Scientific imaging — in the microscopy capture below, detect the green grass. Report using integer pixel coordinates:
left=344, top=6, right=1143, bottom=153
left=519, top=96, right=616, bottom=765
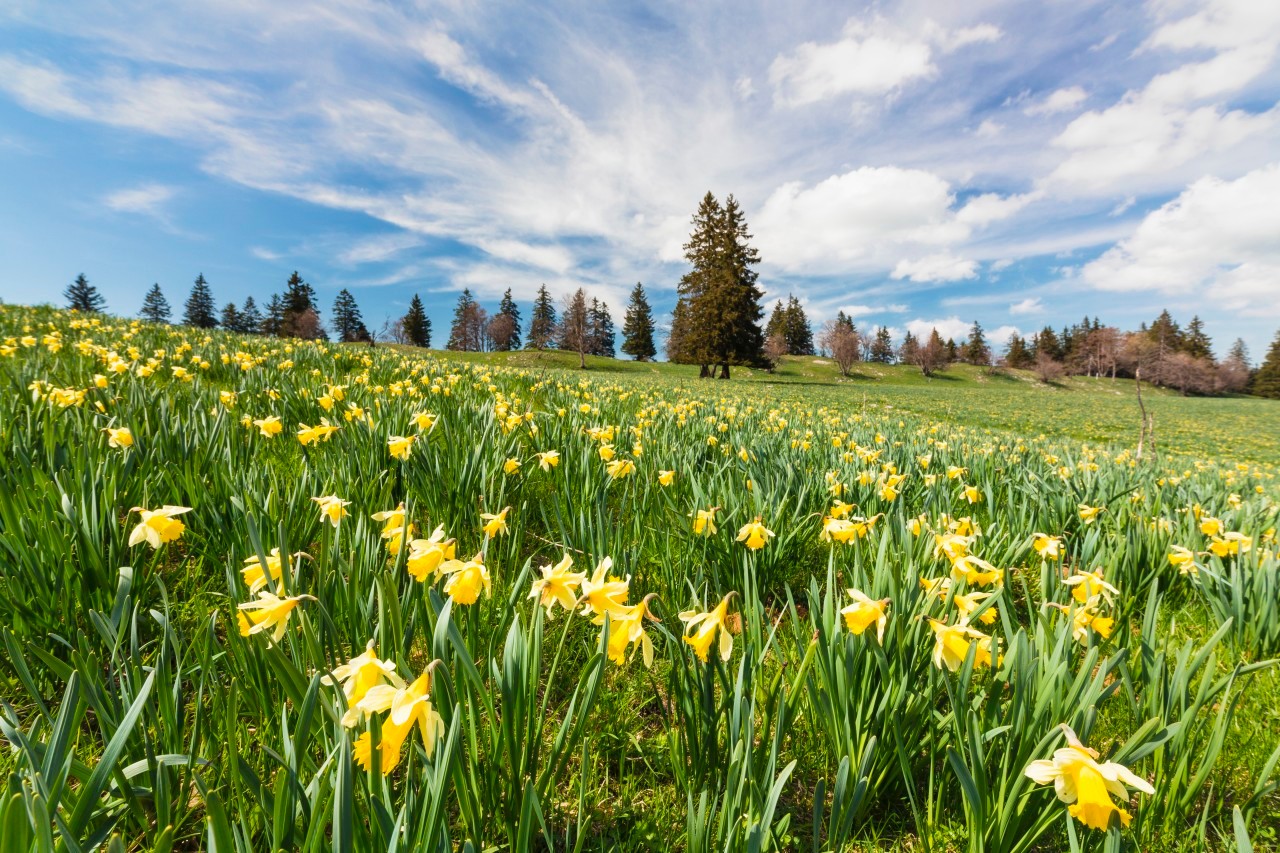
left=1, top=307, right=1278, bottom=852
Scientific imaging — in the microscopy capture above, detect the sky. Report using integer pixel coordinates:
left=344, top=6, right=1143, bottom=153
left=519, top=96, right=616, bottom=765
left=1, top=0, right=1278, bottom=360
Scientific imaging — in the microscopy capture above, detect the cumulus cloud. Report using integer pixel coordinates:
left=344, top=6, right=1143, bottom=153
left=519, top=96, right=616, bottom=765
left=891, top=254, right=977, bottom=283
left=1024, top=86, right=1087, bottom=116
left=768, top=17, right=997, bottom=106
left=1009, top=297, right=1045, bottom=315
left=1080, top=162, right=1280, bottom=312
left=906, top=316, right=971, bottom=342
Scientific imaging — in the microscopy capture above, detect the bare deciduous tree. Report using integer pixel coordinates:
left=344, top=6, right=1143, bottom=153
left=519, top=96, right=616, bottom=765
left=819, top=320, right=862, bottom=377
left=558, top=288, right=590, bottom=369
left=763, top=333, right=788, bottom=373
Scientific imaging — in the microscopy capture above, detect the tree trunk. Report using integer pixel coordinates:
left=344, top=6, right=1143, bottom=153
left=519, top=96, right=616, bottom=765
left=579, top=348, right=586, bottom=369
left=699, top=364, right=710, bottom=378
left=718, top=363, right=730, bottom=379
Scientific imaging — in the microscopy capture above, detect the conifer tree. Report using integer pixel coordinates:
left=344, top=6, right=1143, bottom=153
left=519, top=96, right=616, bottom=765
left=764, top=300, right=787, bottom=346
left=140, top=283, right=171, bottom=323
left=1253, top=329, right=1280, bottom=399
left=1032, top=326, right=1062, bottom=361
left=280, top=272, right=323, bottom=338
left=65, top=273, right=106, bottom=313
left=492, top=288, right=522, bottom=351
left=526, top=284, right=558, bottom=350
left=558, top=288, right=590, bottom=368
left=870, top=326, right=894, bottom=363
left=782, top=295, right=813, bottom=355
left=183, top=274, right=218, bottom=328
left=261, top=294, right=285, bottom=336
left=587, top=298, right=616, bottom=357
left=402, top=294, right=431, bottom=348
left=240, top=296, right=262, bottom=334
left=447, top=289, right=480, bottom=351
left=332, top=289, right=371, bottom=343
left=1004, top=334, right=1034, bottom=369
left=1184, top=315, right=1213, bottom=361
left=621, top=282, right=656, bottom=361
left=898, top=331, right=920, bottom=365
left=965, top=320, right=990, bottom=365
left=220, top=302, right=242, bottom=332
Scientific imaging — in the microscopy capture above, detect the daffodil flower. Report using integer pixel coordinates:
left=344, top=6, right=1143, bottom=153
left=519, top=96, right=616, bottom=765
left=103, top=426, right=133, bottom=449
left=1167, top=545, right=1198, bottom=574
left=240, top=547, right=294, bottom=593
left=679, top=593, right=735, bottom=663
left=128, top=505, right=191, bottom=548
left=405, top=526, right=456, bottom=581
left=387, top=434, right=414, bottom=461
left=1063, top=567, right=1119, bottom=605
left=529, top=553, right=587, bottom=616
left=657, top=470, right=675, bottom=486
left=252, top=415, right=283, bottom=438
left=440, top=553, right=491, bottom=605
left=606, top=458, right=636, bottom=479
left=579, top=557, right=630, bottom=620
left=312, top=495, right=350, bottom=527
left=1078, top=504, right=1103, bottom=524
left=536, top=450, right=560, bottom=471
left=1208, top=532, right=1251, bottom=558
left=480, top=506, right=510, bottom=538
left=839, top=589, right=890, bottom=642
left=737, top=517, right=774, bottom=550
left=354, top=667, right=445, bottom=774
left=604, top=594, right=658, bottom=668
left=323, top=641, right=406, bottom=727
left=928, top=618, right=994, bottom=671
left=1024, top=724, right=1154, bottom=831
left=237, top=590, right=314, bottom=644
left=953, top=590, right=998, bottom=626
left=691, top=507, right=719, bottom=536
left=950, top=555, right=1003, bottom=587
left=1032, top=533, right=1062, bottom=560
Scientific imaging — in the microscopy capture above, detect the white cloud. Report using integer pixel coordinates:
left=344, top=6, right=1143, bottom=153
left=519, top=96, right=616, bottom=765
left=768, top=17, right=997, bottom=107
left=906, top=316, right=971, bottom=342
left=1009, top=297, right=1045, bottom=315
left=891, top=254, right=977, bottom=282
left=473, top=239, right=575, bottom=274
left=989, top=258, right=1014, bottom=272
left=337, top=232, right=424, bottom=265
left=838, top=303, right=909, bottom=318
left=250, top=246, right=282, bottom=261
left=1109, top=196, right=1136, bottom=216
left=1024, top=86, right=1087, bottom=116
left=974, top=118, right=1002, bottom=138
left=1080, top=162, right=1280, bottom=312
left=102, top=183, right=175, bottom=216
left=955, top=191, right=1042, bottom=228
left=988, top=324, right=1022, bottom=347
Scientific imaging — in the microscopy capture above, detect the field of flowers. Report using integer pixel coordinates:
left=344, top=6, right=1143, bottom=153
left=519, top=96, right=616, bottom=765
left=1, top=303, right=1278, bottom=852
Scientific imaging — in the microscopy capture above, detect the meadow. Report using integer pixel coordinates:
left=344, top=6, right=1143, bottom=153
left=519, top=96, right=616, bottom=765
left=1, top=303, right=1278, bottom=852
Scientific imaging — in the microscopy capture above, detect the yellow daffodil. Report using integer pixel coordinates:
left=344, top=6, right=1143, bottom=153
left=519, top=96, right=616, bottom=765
left=481, top=506, right=510, bottom=538
left=296, top=419, right=340, bottom=446
left=1032, top=533, right=1062, bottom=561
left=503, top=457, right=522, bottom=474
left=312, top=495, right=350, bottom=527
left=829, top=499, right=854, bottom=519
left=354, top=667, right=445, bottom=773
left=692, top=507, right=719, bottom=536
left=237, top=590, right=314, bottom=644
left=127, top=505, right=191, bottom=548
left=946, top=465, right=967, bottom=480
left=953, top=590, right=998, bottom=626
left=962, top=484, right=982, bottom=504
left=536, top=450, right=561, bottom=471
left=920, top=576, right=953, bottom=600
left=1051, top=602, right=1115, bottom=644
left=529, top=553, right=587, bottom=616
left=606, top=458, right=636, bottom=479
left=252, top=415, right=282, bottom=438
left=605, top=595, right=657, bottom=668
left=950, top=555, right=1003, bottom=587
left=737, top=517, right=774, bottom=550
left=323, top=641, right=406, bottom=727
left=1208, top=532, right=1251, bottom=558
left=1063, top=567, right=1118, bottom=605
left=103, top=426, right=133, bottom=449
left=1167, top=545, right=1198, bottom=574
left=412, top=411, right=437, bottom=432
left=579, top=557, right=631, bottom=620
left=658, top=470, right=675, bottom=486
left=598, top=443, right=616, bottom=462
left=1198, top=516, right=1223, bottom=537
left=388, top=435, right=414, bottom=461
left=1078, top=504, right=1103, bottom=524
left=405, top=526, right=456, bottom=581
left=933, top=532, right=972, bottom=562
left=1024, top=724, right=1154, bottom=831
left=241, top=547, right=293, bottom=593
left=839, top=589, right=890, bottom=642
left=440, top=553, right=491, bottom=605
left=928, top=618, right=994, bottom=671
left=679, top=593, right=735, bottom=663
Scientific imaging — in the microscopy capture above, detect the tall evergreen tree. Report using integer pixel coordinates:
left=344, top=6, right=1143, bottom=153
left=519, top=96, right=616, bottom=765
left=621, top=282, right=656, bottom=361
left=587, top=298, right=616, bottom=357
left=183, top=274, right=218, bottom=328
left=261, top=294, right=285, bottom=336
left=1253, top=329, right=1280, bottom=399
left=782, top=295, right=814, bottom=355
left=558, top=288, right=591, bottom=368
left=965, top=320, right=990, bottom=365
left=1184, top=315, right=1213, bottom=361
left=221, top=302, right=244, bottom=332
left=1032, top=326, right=1062, bottom=361
left=447, top=289, right=479, bottom=351
left=526, top=284, right=558, bottom=350
left=402, top=294, right=431, bottom=348
left=670, top=192, right=765, bottom=377
left=240, top=296, right=262, bottom=334
left=139, top=283, right=171, bottom=323
left=764, top=300, right=787, bottom=346
left=1004, top=334, right=1034, bottom=369
left=280, top=272, right=323, bottom=339
left=331, top=289, right=371, bottom=343
left=492, top=288, right=522, bottom=351
left=870, top=326, right=894, bottom=363
left=65, top=273, right=106, bottom=313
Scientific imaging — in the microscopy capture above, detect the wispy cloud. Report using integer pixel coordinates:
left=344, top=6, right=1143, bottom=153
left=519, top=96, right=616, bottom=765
left=102, top=183, right=176, bottom=219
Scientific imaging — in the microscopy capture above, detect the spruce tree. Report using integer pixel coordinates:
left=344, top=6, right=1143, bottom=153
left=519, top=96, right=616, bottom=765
left=1032, top=326, right=1062, bottom=361
left=587, top=298, right=616, bottom=357
left=492, top=288, right=522, bottom=351
left=621, top=282, right=656, bottom=361
left=1252, top=329, right=1280, bottom=399
left=526, top=284, right=557, bottom=349
left=782, top=296, right=814, bottom=355
left=402, top=294, right=431, bottom=348
left=240, top=297, right=262, bottom=335
left=558, top=288, right=591, bottom=368
left=965, top=320, right=990, bottom=365
left=280, top=272, right=321, bottom=338
left=764, top=301, right=787, bottom=347
left=1184, top=315, right=1213, bottom=360
left=140, top=283, right=171, bottom=323
left=871, top=327, right=894, bottom=363
left=447, top=289, right=478, bottom=351
left=671, top=192, right=725, bottom=374
left=183, top=274, right=218, bottom=328
left=220, top=302, right=242, bottom=332
left=332, top=289, right=370, bottom=343
left=898, top=331, right=920, bottom=365
left=65, top=273, right=106, bottom=313
left=262, top=294, right=285, bottom=336
left=1005, top=334, right=1033, bottom=369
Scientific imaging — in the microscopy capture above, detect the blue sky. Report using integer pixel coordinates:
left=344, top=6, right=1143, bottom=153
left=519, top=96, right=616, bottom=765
left=1, top=0, right=1278, bottom=359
